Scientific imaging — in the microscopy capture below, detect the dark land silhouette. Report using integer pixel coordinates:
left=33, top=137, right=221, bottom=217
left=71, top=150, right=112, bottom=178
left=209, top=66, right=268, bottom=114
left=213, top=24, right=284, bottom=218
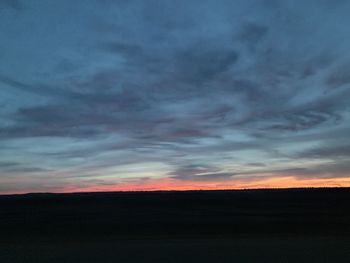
left=1, top=188, right=350, bottom=262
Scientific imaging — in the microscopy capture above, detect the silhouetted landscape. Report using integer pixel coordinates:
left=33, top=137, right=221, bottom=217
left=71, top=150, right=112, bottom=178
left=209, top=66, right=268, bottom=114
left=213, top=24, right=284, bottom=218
left=1, top=188, right=350, bottom=262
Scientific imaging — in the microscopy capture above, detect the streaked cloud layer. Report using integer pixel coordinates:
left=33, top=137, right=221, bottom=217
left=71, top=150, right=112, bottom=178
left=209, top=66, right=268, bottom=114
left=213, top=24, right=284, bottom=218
left=0, top=0, right=350, bottom=193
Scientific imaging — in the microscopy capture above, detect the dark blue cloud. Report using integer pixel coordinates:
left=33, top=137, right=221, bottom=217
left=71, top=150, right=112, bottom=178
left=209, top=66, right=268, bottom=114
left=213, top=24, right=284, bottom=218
left=0, top=0, right=21, bottom=10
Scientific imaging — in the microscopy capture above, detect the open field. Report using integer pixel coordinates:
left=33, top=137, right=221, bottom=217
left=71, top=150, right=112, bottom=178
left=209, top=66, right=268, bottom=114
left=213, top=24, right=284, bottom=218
left=1, top=188, right=350, bottom=262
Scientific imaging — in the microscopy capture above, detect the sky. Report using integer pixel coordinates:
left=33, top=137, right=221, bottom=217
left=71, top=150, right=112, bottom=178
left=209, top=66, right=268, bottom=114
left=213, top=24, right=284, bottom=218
left=0, top=0, right=350, bottom=194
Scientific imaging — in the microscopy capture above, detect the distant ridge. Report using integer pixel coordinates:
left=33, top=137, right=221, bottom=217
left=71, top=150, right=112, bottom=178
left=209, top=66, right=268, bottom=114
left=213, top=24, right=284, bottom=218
left=1, top=186, right=349, bottom=197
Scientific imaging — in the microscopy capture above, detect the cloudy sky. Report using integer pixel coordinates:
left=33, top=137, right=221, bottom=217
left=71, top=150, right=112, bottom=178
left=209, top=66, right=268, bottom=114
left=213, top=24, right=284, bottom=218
left=1, top=0, right=350, bottom=194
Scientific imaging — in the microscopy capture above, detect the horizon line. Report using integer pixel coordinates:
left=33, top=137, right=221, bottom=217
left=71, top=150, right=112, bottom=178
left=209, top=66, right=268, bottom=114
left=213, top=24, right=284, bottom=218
left=2, top=186, right=350, bottom=197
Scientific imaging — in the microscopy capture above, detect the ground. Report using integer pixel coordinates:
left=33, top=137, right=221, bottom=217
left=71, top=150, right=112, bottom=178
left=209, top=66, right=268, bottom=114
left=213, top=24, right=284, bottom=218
left=0, top=188, right=350, bottom=262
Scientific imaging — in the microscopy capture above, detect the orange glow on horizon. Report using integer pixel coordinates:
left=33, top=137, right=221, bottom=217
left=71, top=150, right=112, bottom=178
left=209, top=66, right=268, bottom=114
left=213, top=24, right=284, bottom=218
left=2, top=176, right=350, bottom=195
left=57, top=176, right=350, bottom=194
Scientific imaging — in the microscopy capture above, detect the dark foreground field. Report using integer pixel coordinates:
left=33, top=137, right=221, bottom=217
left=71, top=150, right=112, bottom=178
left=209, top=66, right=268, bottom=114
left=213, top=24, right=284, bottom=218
left=0, top=188, right=350, bottom=262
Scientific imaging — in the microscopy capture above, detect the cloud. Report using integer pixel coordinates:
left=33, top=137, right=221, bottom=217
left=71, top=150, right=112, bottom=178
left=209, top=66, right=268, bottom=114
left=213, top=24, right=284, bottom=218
left=297, top=144, right=350, bottom=159
left=326, top=63, right=350, bottom=88
left=275, top=161, right=350, bottom=179
left=0, top=161, right=52, bottom=174
left=169, top=164, right=235, bottom=181
left=0, top=0, right=21, bottom=10
left=0, top=0, right=350, bottom=192
left=174, top=45, right=239, bottom=85
left=239, top=22, right=269, bottom=48
left=98, top=41, right=144, bottom=58
left=264, top=110, right=341, bottom=132
left=0, top=162, right=20, bottom=168
left=0, top=75, right=76, bottom=99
